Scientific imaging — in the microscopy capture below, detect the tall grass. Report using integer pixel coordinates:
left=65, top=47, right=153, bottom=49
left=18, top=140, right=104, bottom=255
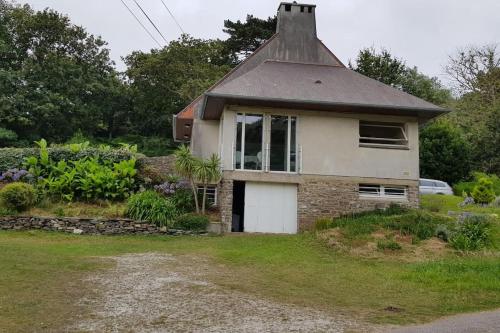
left=126, top=190, right=178, bottom=226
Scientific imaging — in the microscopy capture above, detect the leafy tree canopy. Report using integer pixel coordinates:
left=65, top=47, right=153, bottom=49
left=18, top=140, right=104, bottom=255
left=124, top=35, right=231, bottom=136
left=349, top=47, right=452, bottom=105
left=446, top=46, right=500, bottom=175
left=419, top=120, right=472, bottom=185
left=0, top=1, right=123, bottom=143
left=223, top=14, right=277, bottom=65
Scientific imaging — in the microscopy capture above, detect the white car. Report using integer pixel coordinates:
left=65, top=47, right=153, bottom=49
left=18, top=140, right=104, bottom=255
left=419, top=178, right=454, bottom=195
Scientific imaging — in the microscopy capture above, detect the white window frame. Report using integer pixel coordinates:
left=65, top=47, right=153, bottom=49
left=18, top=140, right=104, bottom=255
left=359, top=184, right=408, bottom=199
left=234, top=112, right=265, bottom=171
left=197, top=185, right=218, bottom=206
left=359, top=121, right=408, bottom=149
left=268, top=115, right=298, bottom=174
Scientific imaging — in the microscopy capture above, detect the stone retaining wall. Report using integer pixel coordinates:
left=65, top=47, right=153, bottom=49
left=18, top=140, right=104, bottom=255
left=0, top=216, right=206, bottom=236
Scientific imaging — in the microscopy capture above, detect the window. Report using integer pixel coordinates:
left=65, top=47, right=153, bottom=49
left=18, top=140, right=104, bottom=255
left=419, top=180, right=434, bottom=187
left=359, top=184, right=407, bottom=199
left=359, top=121, right=408, bottom=148
left=197, top=185, right=217, bottom=206
left=270, top=115, right=297, bottom=172
left=235, top=113, right=263, bottom=170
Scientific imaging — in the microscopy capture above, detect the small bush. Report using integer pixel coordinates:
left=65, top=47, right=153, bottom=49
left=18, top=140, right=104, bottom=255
left=377, top=240, right=402, bottom=251
left=174, top=213, right=209, bottom=231
left=315, top=217, right=333, bottom=230
left=384, top=211, right=448, bottom=240
left=450, top=215, right=491, bottom=251
left=0, top=182, right=36, bottom=212
left=126, top=191, right=178, bottom=226
left=472, top=178, right=496, bottom=204
left=170, top=189, right=195, bottom=214
left=435, top=224, right=451, bottom=242
left=491, top=197, right=500, bottom=208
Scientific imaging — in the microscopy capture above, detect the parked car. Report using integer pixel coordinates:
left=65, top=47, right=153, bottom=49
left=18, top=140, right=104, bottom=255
left=419, top=178, right=454, bottom=195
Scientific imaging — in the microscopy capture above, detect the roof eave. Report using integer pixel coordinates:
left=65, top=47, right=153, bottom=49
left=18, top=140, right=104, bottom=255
left=202, top=93, right=449, bottom=120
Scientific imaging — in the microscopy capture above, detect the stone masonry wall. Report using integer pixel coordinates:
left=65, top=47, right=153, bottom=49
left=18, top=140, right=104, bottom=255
left=218, top=179, right=234, bottom=232
left=0, top=216, right=206, bottom=235
left=218, top=171, right=419, bottom=232
left=297, top=175, right=419, bottom=230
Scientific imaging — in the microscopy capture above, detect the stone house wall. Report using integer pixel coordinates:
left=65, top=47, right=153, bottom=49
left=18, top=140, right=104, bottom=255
left=216, top=171, right=418, bottom=231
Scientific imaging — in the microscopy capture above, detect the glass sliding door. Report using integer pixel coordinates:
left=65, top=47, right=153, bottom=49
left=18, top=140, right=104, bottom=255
left=270, top=115, right=297, bottom=173
left=270, top=116, right=288, bottom=171
left=244, top=114, right=263, bottom=170
left=235, top=113, right=263, bottom=171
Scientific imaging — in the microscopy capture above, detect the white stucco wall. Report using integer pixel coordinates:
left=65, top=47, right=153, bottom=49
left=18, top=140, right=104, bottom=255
left=195, top=106, right=419, bottom=180
left=190, top=118, right=220, bottom=159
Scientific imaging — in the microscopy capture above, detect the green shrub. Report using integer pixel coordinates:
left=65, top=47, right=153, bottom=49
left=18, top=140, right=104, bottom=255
left=454, top=172, right=500, bottom=196
left=0, top=182, right=36, bottom=212
left=472, top=178, right=496, bottom=204
left=0, top=206, right=17, bottom=216
left=174, top=213, right=209, bottom=231
left=383, top=211, right=449, bottom=240
left=453, top=181, right=475, bottom=196
left=0, top=127, right=18, bottom=147
left=126, top=191, right=178, bottom=226
left=377, top=240, right=402, bottom=251
left=170, top=189, right=195, bottom=214
left=0, top=146, right=137, bottom=172
left=491, top=197, right=500, bottom=208
left=450, top=215, right=491, bottom=251
left=435, top=224, right=451, bottom=242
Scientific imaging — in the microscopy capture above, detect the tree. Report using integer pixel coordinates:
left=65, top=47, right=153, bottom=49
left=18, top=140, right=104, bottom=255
left=124, top=35, right=231, bottom=137
left=174, top=145, right=201, bottom=213
left=194, top=154, right=221, bottom=214
left=223, top=15, right=277, bottom=65
left=0, top=2, right=125, bottom=143
left=445, top=45, right=500, bottom=174
left=419, top=120, right=472, bottom=185
left=349, top=47, right=451, bottom=105
left=445, top=44, right=500, bottom=95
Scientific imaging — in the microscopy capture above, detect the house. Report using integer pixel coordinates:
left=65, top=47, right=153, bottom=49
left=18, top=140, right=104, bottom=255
left=173, top=2, right=447, bottom=234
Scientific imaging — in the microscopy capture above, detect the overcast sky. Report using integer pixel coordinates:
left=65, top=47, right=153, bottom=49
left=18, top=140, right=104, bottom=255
left=23, top=0, right=500, bottom=84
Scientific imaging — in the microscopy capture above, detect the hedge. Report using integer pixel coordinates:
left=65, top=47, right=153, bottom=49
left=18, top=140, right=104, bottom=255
left=0, top=147, right=139, bottom=171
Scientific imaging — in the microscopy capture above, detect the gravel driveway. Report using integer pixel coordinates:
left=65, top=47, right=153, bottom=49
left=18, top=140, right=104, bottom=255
left=70, top=253, right=378, bottom=333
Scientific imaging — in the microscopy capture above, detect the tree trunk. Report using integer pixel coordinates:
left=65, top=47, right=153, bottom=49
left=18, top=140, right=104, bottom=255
left=201, top=185, right=207, bottom=214
left=190, top=178, right=200, bottom=213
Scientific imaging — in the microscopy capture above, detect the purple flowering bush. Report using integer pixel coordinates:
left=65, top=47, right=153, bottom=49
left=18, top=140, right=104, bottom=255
left=0, top=168, right=33, bottom=183
left=154, top=180, right=194, bottom=213
left=154, top=180, right=190, bottom=196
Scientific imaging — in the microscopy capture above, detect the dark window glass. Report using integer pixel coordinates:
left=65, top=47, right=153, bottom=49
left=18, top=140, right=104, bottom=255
left=235, top=114, right=243, bottom=169
left=243, top=114, right=263, bottom=170
left=270, top=116, right=288, bottom=171
left=384, top=187, right=406, bottom=196
left=290, top=117, right=297, bottom=172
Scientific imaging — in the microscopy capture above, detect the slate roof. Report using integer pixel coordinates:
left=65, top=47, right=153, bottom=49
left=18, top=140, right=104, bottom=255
left=173, top=2, right=447, bottom=141
left=200, top=60, right=445, bottom=119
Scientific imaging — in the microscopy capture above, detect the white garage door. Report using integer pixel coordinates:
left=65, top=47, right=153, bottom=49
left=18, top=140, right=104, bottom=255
left=244, top=182, right=297, bottom=234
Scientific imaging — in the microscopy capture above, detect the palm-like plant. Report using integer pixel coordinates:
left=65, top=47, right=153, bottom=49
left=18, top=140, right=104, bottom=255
left=195, top=154, right=221, bottom=214
left=174, top=145, right=201, bottom=213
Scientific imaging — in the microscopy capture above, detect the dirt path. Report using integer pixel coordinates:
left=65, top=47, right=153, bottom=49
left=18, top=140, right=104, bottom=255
left=387, top=309, right=500, bottom=333
left=70, top=253, right=378, bottom=333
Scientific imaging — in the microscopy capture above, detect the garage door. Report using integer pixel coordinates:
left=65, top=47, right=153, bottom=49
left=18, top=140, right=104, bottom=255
left=244, top=182, right=297, bottom=234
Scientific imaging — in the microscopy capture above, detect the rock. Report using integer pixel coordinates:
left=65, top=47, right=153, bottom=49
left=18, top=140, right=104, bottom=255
left=73, top=229, right=83, bottom=234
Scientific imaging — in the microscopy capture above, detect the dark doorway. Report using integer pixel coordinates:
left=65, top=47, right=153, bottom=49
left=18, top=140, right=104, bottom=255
left=232, top=181, right=245, bottom=232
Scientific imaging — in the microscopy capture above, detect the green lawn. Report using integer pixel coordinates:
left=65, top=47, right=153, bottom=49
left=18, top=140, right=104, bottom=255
left=421, top=194, right=500, bottom=215
left=1, top=230, right=499, bottom=332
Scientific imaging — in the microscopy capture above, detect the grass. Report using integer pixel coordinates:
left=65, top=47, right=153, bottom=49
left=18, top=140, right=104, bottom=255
left=0, top=231, right=499, bottom=332
left=421, top=194, right=500, bottom=215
